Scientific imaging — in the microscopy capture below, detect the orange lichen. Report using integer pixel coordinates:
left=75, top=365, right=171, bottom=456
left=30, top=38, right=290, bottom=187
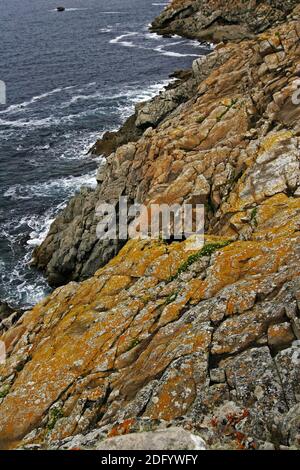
left=108, top=419, right=136, bottom=438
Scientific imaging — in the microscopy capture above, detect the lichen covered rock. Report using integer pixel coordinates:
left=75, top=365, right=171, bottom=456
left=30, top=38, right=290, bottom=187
left=1, top=0, right=300, bottom=451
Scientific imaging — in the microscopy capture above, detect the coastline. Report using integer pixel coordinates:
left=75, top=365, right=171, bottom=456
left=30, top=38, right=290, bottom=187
left=0, top=0, right=202, bottom=311
left=31, top=44, right=208, bottom=287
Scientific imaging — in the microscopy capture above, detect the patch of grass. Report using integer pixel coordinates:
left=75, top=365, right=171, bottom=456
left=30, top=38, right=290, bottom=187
left=230, top=98, right=239, bottom=107
left=0, top=385, right=10, bottom=399
left=128, top=339, right=140, bottom=351
left=164, top=291, right=178, bottom=305
left=250, top=207, right=258, bottom=226
left=47, top=407, right=63, bottom=432
left=195, top=114, right=206, bottom=124
left=167, top=240, right=232, bottom=283
left=217, top=98, right=239, bottom=122
left=216, top=109, right=229, bottom=122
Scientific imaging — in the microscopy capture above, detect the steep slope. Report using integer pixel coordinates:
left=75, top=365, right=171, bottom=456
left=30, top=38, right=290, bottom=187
left=151, top=0, right=300, bottom=42
left=1, top=0, right=300, bottom=450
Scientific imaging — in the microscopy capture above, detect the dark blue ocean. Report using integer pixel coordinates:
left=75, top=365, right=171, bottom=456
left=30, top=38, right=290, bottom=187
left=0, top=0, right=209, bottom=308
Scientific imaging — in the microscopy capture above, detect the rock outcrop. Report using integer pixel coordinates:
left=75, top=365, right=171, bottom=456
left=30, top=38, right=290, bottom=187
left=0, top=302, right=22, bottom=335
left=32, top=72, right=200, bottom=287
left=1, top=0, right=300, bottom=451
left=94, top=427, right=206, bottom=451
left=151, top=0, right=300, bottom=42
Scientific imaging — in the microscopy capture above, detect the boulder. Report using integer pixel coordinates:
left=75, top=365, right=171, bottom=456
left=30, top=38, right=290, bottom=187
left=96, top=427, right=206, bottom=451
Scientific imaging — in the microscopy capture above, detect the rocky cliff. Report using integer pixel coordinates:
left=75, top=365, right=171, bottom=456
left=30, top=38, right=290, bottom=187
left=151, top=0, right=300, bottom=42
left=1, top=0, right=300, bottom=450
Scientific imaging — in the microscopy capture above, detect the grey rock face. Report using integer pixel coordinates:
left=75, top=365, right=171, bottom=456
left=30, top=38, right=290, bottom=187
left=0, top=302, right=13, bottom=323
left=47, top=426, right=206, bottom=450
left=95, top=427, right=206, bottom=451
left=32, top=187, right=121, bottom=286
left=0, top=302, right=22, bottom=334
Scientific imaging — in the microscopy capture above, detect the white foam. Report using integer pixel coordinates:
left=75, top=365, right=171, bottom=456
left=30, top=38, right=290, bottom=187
left=109, top=31, right=200, bottom=58
left=99, top=27, right=113, bottom=33
left=57, top=131, right=102, bottom=160
left=75, top=82, right=97, bottom=91
left=110, top=32, right=138, bottom=47
left=0, top=88, right=63, bottom=115
left=154, top=44, right=199, bottom=57
left=61, top=91, right=106, bottom=106
left=57, top=79, right=171, bottom=112
left=114, top=79, right=172, bottom=121
left=26, top=203, right=66, bottom=247
left=65, top=8, right=88, bottom=11
left=0, top=251, right=51, bottom=309
left=4, top=171, right=97, bottom=201
left=0, top=211, right=57, bottom=307
left=144, top=32, right=161, bottom=41
left=0, top=108, right=102, bottom=129
left=0, top=84, right=95, bottom=117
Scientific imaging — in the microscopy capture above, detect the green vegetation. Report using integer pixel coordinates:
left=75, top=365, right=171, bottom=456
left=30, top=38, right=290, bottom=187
left=0, top=385, right=10, bottom=399
left=164, top=291, right=178, bottom=305
left=217, top=98, right=239, bottom=122
left=216, top=109, right=229, bottom=122
left=128, top=339, right=140, bottom=351
left=167, top=240, right=232, bottom=283
left=195, top=114, right=206, bottom=124
left=250, top=207, right=258, bottom=226
left=47, top=407, right=63, bottom=432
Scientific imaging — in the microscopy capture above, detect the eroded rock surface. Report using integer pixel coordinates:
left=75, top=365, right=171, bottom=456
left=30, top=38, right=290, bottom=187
left=34, top=9, right=300, bottom=289
left=151, top=0, right=300, bottom=42
left=1, top=0, right=300, bottom=451
left=95, top=427, right=206, bottom=451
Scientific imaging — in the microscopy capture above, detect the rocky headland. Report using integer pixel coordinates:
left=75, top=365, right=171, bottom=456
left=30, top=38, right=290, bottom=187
left=1, top=0, right=300, bottom=450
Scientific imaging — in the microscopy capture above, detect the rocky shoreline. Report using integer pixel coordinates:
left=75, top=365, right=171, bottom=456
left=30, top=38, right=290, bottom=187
left=32, top=65, right=201, bottom=286
left=150, top=0, right=300, bottom=42
left=1, top=0, right=300, bottom=450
